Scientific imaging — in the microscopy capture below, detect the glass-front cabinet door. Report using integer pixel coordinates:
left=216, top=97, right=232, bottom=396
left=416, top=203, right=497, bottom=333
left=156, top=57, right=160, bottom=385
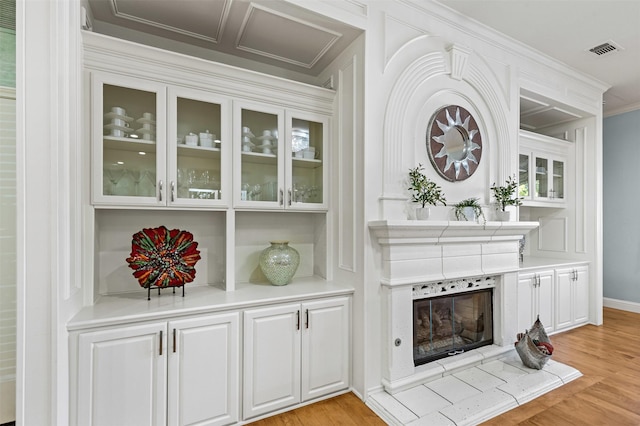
left=287, top=112, right=328, bottom=210
left=533, top=154, right=565, bottom=202
left=234, top=102, right=284, bottom=208
left=92, top=73, right=166, bottom=206
left=168, top=88, right=230, bottom=207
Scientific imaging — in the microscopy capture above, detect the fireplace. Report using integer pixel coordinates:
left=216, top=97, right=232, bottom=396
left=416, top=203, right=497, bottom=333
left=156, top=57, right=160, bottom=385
left=369, top=220, right=538, bottom=393
left=413, top=284, right=493, bottom=366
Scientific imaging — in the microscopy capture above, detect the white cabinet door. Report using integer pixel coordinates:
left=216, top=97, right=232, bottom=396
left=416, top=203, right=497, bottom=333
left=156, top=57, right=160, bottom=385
left=555, top=268, right=574, bottom=330
left=555, top=265, right=589, bottom=330
left=516, top=273, right=536, bottom=334
left=573, top=266, right=589, bottom=324
left=167, top=87, right=231, bottom=208
left=301, top=297, right=350, bottom=401
left=517, top=270, right=554, bottom=333
left=537, top=270, right=555, bottom=333
left=168, top=312, right=239, bottom=426
left=243, top=303, right=301, bottom=419
left=92, top=72, right=168, bottom=206
left=77, top=322, right=167, bottom=426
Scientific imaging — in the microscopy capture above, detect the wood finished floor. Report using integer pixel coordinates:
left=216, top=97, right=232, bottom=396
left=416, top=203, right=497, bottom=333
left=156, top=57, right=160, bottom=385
left=249, top=308, right=640, bottom=425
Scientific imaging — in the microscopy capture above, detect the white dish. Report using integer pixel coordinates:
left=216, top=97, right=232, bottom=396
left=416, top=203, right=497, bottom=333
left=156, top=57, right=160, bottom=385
left=104, top=123, right=133, bottom=133
left=136, top=117, right=156, bottom=125
left=104, top=112, right=134, bottom=122
left=256, top=135, right=277, bottom=142
left=242, top=130, right=255, bottom=138
left=255, top=144, right=276, bottom=150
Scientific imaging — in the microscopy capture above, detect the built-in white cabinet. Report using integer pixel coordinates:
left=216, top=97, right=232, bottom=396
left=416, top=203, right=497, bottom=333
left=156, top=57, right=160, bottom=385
left=555, top=265, right=589, bottom=330
left=519, top=130, right=570, bottom=207
left=242, top=296, right=350, bottom=420
left=75, top=312, right=239, bottom=426
left=233, top=101, right=328, bottom=210
left=517, top=270, right=554, bottom=333
left=518, top=262, right=589, bottom=334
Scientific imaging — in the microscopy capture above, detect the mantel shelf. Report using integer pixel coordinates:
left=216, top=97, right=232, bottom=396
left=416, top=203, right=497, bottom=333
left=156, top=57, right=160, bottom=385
left=368, top=220, right=539, bottom=244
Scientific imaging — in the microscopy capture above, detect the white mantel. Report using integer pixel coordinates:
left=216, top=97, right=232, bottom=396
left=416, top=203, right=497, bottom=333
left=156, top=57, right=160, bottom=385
left=368, top=220, right=539, bottom=392
left=369, top=220, right=539, bottom=285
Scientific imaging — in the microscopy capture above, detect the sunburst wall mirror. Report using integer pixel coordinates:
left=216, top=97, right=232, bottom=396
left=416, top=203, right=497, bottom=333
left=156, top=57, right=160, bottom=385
left=426, top=105, right=482, bottom=182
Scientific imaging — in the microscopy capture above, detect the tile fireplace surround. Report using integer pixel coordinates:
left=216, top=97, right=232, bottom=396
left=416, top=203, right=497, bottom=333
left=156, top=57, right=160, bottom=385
left=367, top=220, right=581, bottom=424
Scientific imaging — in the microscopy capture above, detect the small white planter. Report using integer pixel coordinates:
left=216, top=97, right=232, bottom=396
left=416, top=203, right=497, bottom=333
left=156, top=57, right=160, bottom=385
left=495, top=210, right=511, bottom=221
left=461, top=206, right=477, bottom=222
left=415, top=207, right=431, bottom=220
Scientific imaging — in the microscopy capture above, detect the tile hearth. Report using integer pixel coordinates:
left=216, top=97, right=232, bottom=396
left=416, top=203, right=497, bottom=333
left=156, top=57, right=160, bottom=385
left=366, top=349, right=581, bottom=425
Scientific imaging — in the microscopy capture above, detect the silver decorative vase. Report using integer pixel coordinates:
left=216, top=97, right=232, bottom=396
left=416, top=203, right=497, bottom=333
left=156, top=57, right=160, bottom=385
left=259, top=241, right=300, bottom=286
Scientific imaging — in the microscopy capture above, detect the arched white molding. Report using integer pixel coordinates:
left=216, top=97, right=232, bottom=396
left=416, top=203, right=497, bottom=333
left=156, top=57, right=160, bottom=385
left=381, top=51, right=512, bottom=218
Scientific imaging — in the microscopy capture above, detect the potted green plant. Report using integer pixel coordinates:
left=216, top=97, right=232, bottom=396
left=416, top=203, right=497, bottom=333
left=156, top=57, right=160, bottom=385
left=490, top=175, right=523, bottom=221
left=408, top=164, right=446, bottom=220
left=453, top=197, right=485, bottom=223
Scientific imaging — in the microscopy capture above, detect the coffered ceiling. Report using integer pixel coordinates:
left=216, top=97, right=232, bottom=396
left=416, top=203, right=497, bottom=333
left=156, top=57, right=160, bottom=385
left=86, top=0, right=362, bottom=78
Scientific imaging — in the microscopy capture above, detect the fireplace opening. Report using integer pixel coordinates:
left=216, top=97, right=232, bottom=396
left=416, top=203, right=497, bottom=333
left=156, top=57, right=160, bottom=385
left=413, top=287, right=493, bottom=366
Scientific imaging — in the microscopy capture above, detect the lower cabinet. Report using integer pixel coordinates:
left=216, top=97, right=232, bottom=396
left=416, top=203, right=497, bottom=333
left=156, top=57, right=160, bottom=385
left=517, top=263, right=589, bottom=334
left=555, top=265, right=589, bottom=330
left=75, top=312, right=239, bottom=426
left=73, top=295, right=351, bottom=425
left=517, top=270, right=554, bottom=333
left=242, top=296, right=351, bottom=420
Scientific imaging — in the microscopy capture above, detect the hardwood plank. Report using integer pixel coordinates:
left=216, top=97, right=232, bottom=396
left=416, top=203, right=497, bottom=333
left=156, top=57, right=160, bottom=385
left=251, top=308, right=640, bottom=425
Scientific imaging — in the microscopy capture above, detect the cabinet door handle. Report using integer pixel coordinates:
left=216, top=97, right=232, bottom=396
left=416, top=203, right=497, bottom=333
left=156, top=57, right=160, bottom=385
left=170, top=181, right=175, bottom=202
left=158, top=180, right=163, bottom=202
left=296, top=310, right=300, bottom=330
left=305, top=309, right=309, bottom=329
left=173, top=328, right=176, bottom=353
left=159, top=330, right=163, bottom=356
left=288, top=189, right=292, bottom=206
left=279, top=189, right=284, bottom=206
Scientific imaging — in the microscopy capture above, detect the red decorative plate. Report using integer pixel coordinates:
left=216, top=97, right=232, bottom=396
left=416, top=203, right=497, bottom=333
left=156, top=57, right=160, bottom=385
left=126, top=226, right=201, bottom=289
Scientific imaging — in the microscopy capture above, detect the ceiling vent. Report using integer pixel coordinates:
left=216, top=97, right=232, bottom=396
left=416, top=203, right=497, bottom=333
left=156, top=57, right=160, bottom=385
left=588, top=40, right=623, bottom=57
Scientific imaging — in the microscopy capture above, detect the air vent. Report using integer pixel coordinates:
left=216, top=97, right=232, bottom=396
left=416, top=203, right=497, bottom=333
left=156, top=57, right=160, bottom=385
left=588, top=40, right=623, bottom=56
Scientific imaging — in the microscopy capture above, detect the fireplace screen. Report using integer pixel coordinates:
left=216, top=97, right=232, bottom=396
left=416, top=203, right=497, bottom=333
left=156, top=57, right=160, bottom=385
left=413, top=289, right=493, bottom=365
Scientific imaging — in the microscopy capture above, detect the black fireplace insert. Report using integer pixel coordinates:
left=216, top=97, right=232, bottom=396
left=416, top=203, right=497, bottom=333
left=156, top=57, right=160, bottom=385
left=413, top=288, right=493, bottom=366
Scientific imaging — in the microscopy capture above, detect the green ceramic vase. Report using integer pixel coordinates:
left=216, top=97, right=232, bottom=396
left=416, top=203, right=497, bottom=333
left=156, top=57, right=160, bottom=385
left=259, top=241, right=300, bottom=286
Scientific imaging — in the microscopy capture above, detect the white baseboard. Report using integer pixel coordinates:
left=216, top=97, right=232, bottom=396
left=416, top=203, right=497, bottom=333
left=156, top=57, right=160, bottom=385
left=603, top=297, right=640, bottom=314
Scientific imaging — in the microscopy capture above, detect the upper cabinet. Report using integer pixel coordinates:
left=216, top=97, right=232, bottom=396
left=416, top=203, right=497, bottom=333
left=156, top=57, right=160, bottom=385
left=92, top=73, right=231, bottom=208
left=519, top=130, right=570, bottom=208
left=91, top=71, right=329, bottom=212
left=233, top=102, right=328, bottom=211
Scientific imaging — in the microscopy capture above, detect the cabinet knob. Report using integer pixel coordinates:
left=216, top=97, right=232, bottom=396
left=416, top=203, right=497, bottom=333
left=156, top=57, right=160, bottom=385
left=288, top=189, right=292, bottom=206
left=279, top=189, right=284, bottom=206
left=170, top=181, right=175, bottom=202
left=158, top=180, right=163, bottom=202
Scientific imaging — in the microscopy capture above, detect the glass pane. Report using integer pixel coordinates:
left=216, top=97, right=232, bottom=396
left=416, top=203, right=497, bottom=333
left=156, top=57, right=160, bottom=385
left=553, top=160, right=564, bottom=200
left=535, top=157, right=548, bottom=198
left=240, top=109, right=278, bottom=202
left=413, top=290, right=493, bottom=366
left=518, top=154, right=529, bottom=198
left=291, top=118, right=323, bottom=204
left=102, top=84, right=157, bottom=197
left=176, top=97, right=222, bottom=200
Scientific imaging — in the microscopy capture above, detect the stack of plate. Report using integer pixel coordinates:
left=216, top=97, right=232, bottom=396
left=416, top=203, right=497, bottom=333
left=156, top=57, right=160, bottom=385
left=104, top=106, right=133, bottom=138
left=135, top=112, right=156, bottom=141
left=254, top=130, right=278, bottom=155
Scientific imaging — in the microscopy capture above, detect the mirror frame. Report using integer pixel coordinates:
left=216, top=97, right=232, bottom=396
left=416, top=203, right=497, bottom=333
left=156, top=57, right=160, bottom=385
left=426, top=105, right=482, bottom=182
